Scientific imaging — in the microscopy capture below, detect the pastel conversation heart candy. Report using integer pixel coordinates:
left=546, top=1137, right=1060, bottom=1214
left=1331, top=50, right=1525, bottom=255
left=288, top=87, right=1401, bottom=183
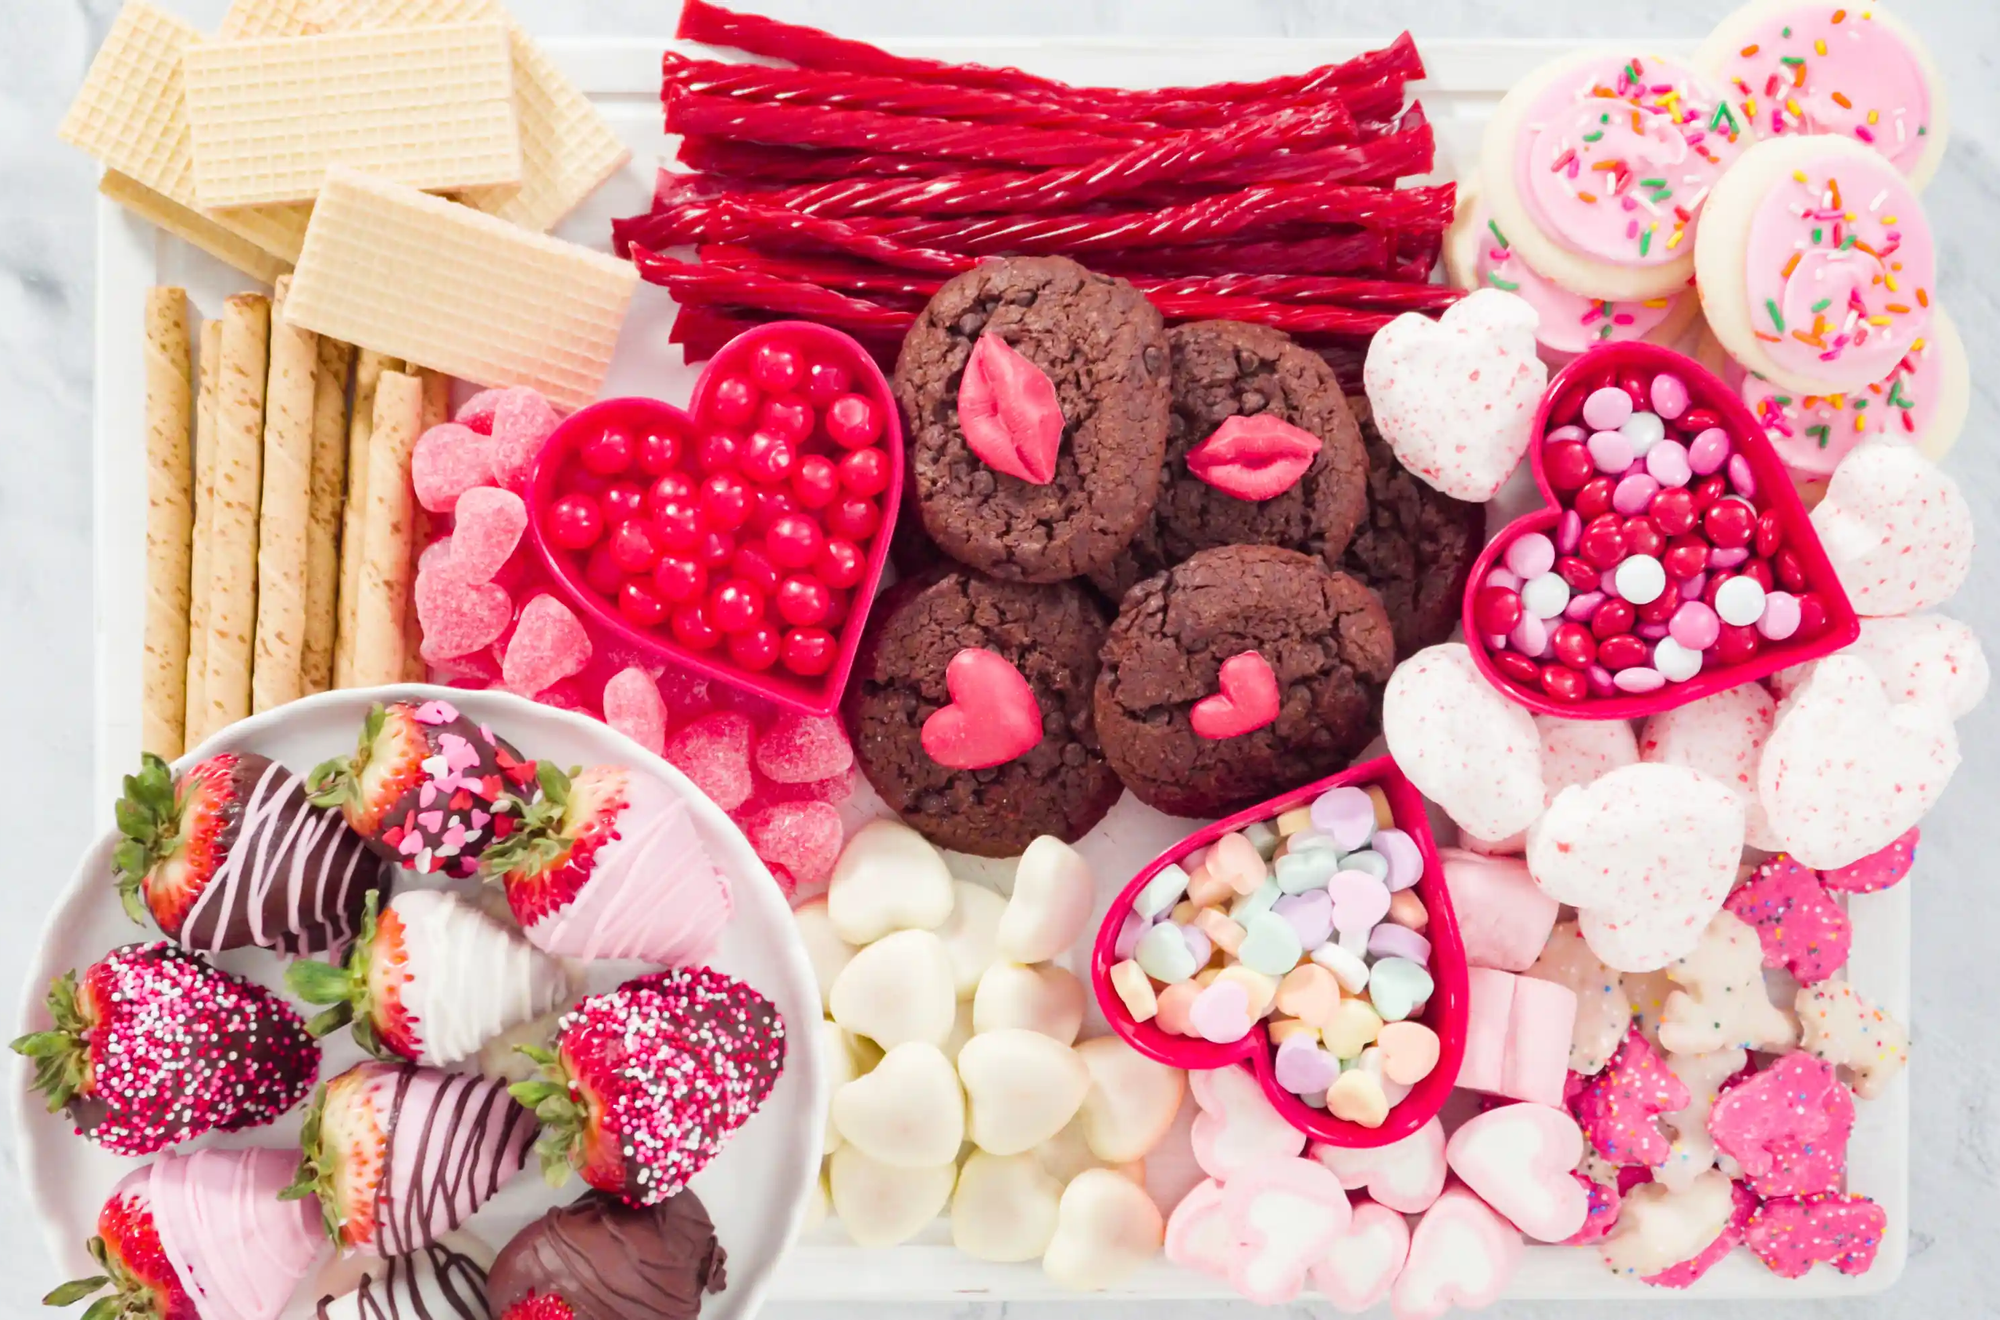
left=1190, top=978, right=1256, bottom=1044
left=1653, top=1047, right=1747, bottom=1194
left=1185, top=413, right=1323, bottom=501
left=1274, top=1032, right=1341, bottom=1095
left=1639, top=683, right=1779, bottom=850
left=1041, top=1169, right=1164, bottom=1291
left=1309, top=1199, right=1409, bottom=1314
left=1311, top=1116, right=1447, bottom=1214
left=1383, top=644, right=1546, bottom=841
left=1810, top=441, right=1972, bottom=615
left=1820, top=826, right=1918, bottom=895
left=1600, top=1169, right=1734, bottom=1279
left=1744, top=1193, right=1887, bottom=1279
left=1445, top=1102, right=1590, bottom=1242
left=1723, top=855, right=1850, bottom=985
left=1391, top=1184, right=1524, bottom=1320
left=1573, top=1025, right=1690, bottom=1166
left=1794, top=981, right=1909, bottom=1100
left=501, top=593, right=590, bottom=696
left=1190, top=1062, right=1306, bottom=1181
left=1658, top=911, right=1798, bottom=1054
left=1707, top=1051, right=1855, bottom=1197
left=1190, top=651, right=1281, bottom=740
left=921, top=647, right=1044, bottom=770
left=958, top=333, right=1063, bottom=485
left=1643, top=1178, right=1757, bottom=1289
left=1368, top=957, right=1434, bottom=1023
left=1220, top=1156, right=1353, bottom=1304
left=1164, top=1178, right=1233, bottom=1279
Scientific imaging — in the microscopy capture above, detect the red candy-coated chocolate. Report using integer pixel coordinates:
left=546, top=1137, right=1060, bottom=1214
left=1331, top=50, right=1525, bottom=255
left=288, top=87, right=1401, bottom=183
left=1704, top=499, right=1755, bottom=548
left=1575, top=477, right=1616, bottom=520
left=1678, top=407, right=1722, bottom=435
left=1558, top=556, right=1600, bottom=591
left=792, top=454, right=840, bottom=508
left=1638, top=590, right=1679, bottom=625
left=1545, top=440, right=1593, bottom=492
left=804, top=358, right=850, bottom=406
left=653, top=556, right=707, bottom=603
left=1692, top=475, right=1726, bottom=512
left=710, top=375, right=759, bottom=428
left=839, top=446, right=890, bottom=497
left=1617, top=369, right=1649, bottom=409
left=1651, top=486, right=1696, bottom=535
left=1542, top=664, right=1588, bottom=702
left=1623, top=516, right=1664, bottom=559
left=741, top=429, right=796, bottom=483
left=1715, top=624, right=1760, bottom=665
left=1756, top=510, right=1784, bottom=558
left=712, top=579, right=766, bottom=632
left=619, top=578, right=669, bottom=627
left=775, top=576, right=831, bottom=626
left=608, top=519, right=662, bottom=573
left=766, top=514, right=825, bottom=569
left=750, top=340, right=805, bottom=394
left=580, top=425, right=634, bottom=476
left=826, top=393, right=882, bottom=449
left=602, top=482, right=645, bottom=521
left=729, top=622, right=781, bottom=670
left=1579, top=514, right=1626, bottom=569
left=1798, top=592, right=1828, bottom=636
left=1598, top=634, right=1649, bottom=670
left=1663, top=536, right=1709, bottom=581
left=546, top=493, right=602, bottom=551
left=759, top=394, right=815, bottom=444
left=828, top=497, right=881, bottom=541
left=1552, top=623, right=1596, bottom=670
left=1494, top=651, right=1543, bottom=683
left=1776, top=548, right=1807, bottom=592
left=1592, top=599, right=1636, bottom=639
left=697, top=429, right=741, bottom=473
left=1474, top=587, right=1523, bottom=636
left=637, top=428, right=683, bottom=476
left=818, top=539, right=865, bottom=589
left=702, top=473, right=752, bottom=530
left=1183, top=414, right=1322, bottom=501
left=782, top=626, right=837, bottom=675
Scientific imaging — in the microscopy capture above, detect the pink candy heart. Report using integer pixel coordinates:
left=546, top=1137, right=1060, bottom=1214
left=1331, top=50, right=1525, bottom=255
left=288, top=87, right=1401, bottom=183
left=920, top=647, right=1043, bottom=770
left=411, top=422, right=498, bottom=512
left=1327, top=870, right=1391, bottom=937
left=1272, top=1033, right=1340, bottom=1094
left=1190, top=651, right=1281, bottom=740
left=449, top=486, right=528, bottom=584
left=602, top=665, right=667, bottom=755
left=501, top=593, right=591, bottom=697
left=416, top=566, right=511, bottom=662
left=1188, top=979, right=1254, bottom=1045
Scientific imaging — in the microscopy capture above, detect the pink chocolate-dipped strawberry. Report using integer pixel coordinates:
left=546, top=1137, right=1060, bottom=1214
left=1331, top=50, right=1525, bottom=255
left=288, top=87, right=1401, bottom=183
left=287, top=889, right=571, bottom=1067
left=311, top=700, right=537, bottom=877
left=1707, top=1052, right=1856, bottom=1199
left=44, top=1167, right=199, bottom=1320
left=285, top=1061, right=535, bottom=1255
left=480, top=764, right=733, bottom=966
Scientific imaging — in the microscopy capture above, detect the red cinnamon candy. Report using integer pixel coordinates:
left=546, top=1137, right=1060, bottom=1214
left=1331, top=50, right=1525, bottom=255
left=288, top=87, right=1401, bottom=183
left=957, top=336, right=1064, bottom=484
left=1184, top=415, right=1323, bottom=501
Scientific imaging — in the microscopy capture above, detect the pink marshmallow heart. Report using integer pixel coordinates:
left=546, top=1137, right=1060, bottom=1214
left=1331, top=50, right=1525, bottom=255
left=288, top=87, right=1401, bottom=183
left=1572, top=1025, right=1690, bottom=1166
left=1638, top=683, right=1780, bottom=850
left=1310, top=1115, right=1446, bottom=1214
left=1190, top=1063, right=1305, bottom=1182
left=500, top=593, right=591, bottom=697
left=1308, top=1199, right=1409, bottom=1314
left=602, top=665, right=667, bottom=755
left=1164, top=1178, right=1233, bottom=1279
left=415, top=564, right=511, bottom=662
left=488, top=386, right=561, bottom=490
left=1810, top=440, right=1971, bottom=615
left=1722, top=854, right=1851, bottom=984
left=411, top=422, right=498, bottom=513
left=1819, top=826, right=1918, bottom=894
left=1219, top=1156, right=1352, bottom=1305
left=1707, top=1051, right=1855, bottom=1198
left=1390, top=1184, right=1524, bottom=1320
left=1274, top=1033, right=1341, bottom=1095
left=1744, top=1192, right=1886, bottom=1279
left=1383, top=644, right=1547, bottom=842
left=448, top=486, right=528, bottom=584
left=1444, top=1102, right=1589, bottom=1242
left=1643, top=1179, right=1757, bottom=1289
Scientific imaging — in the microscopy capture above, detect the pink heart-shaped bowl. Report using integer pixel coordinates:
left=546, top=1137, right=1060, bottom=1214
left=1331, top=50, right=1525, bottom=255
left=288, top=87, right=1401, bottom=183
left=527, top=322, right=902, bottom=715
left=1089, top=756, right=1469, bottom=1149
left=1463, top=341, right=1859, bottom=720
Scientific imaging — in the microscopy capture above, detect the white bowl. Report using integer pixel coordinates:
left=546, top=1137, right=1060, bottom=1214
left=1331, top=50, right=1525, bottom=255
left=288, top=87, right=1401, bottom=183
left=14, top=684, right=825, bottom=1320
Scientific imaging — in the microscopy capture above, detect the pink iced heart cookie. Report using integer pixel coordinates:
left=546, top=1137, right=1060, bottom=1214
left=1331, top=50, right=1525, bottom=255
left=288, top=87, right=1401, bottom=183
left=1390, top=1184, right=1524, bottom=1320
left=601, top=665, right=667, bottom=754
left=1383, top=644, right=1546, bottom=841
left=1190, top=651, right=1280, bottom=740
left=1220, top=1156, right=1353, bottom=1304
left=1820, top=826, right=1918, bottom=894
left=501, top=593, right=592, bottom=697
left=1642, top=1178, right=1757, bottom=1289
left=1444, top=1102, right=1589, bottom=1242
left=1572, top=1025, right=1690, bottom=1166
left=1810, top=441, right=1972, bottom=615
left=1190, top=1063, right=1305, bottom=1182
left=416, top=564, right=512, bottom=662
left=1310, top=1200, right=1410, bottom=1314
left=1707, top=1051, right=1855, bottom=1198
left=1639, top=683, right=1779, bottom=849
left=1185, top=414, right=1322, bottom=501
left=1164, top=1179, right=1233, bottom=1279
left=1744, top=1192, right=1887, bottom=1279
left=920, top=647, right=1044, bottom=770
left=1723, top=855, right=1850, bottom=985
left=449, top=486, right=528, bottom=584
left=958, top=333, right=1064, bottom=484
left=1363, top=287, right=1547, bottom=502
left=411, top=421, right=498, bottom=512
left=1526, top=762, right=1744, bottom=972
left=1311, top=1116, right=1446, bottom=1215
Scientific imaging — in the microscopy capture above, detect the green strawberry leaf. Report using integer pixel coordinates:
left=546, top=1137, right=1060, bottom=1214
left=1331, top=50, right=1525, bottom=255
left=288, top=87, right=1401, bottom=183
left=40, top=1276, right=107, bottom=1307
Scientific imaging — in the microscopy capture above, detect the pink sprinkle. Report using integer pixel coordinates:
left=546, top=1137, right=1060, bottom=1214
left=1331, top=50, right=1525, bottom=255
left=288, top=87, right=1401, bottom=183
left=419, top=810, right=446, bottom=832
left=439, top=732, right=481, bottom=774
left=418, top=782, right=437, bottom=808
left=470, top=809, right=492, bottom=829
left=399, top=833, right=425, bottom=857
left=414, top=700, right=459, bottom=725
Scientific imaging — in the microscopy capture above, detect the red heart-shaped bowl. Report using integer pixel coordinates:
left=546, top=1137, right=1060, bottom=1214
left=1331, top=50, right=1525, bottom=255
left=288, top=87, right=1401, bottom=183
left=1463, top=341, right=1859, bottom=719
left=527, top=322, right=902, bottom=715
left=1088, top=756, right=1469, bottom=1149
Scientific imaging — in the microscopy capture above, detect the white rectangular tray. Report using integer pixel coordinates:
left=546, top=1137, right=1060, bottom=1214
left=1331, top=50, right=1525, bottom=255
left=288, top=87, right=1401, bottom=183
left=90, top=33, right=1909, bottom=1302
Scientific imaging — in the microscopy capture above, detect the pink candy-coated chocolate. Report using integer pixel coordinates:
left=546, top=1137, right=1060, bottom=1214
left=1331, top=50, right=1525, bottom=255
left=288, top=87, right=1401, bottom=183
left=920, top=647, right=1043, bottom=769
left=1190, top=650, right=1282, bottom=740
left=1185, top=413, right=1323, bottom=501
left=957, top=333, right=1064, bottom=484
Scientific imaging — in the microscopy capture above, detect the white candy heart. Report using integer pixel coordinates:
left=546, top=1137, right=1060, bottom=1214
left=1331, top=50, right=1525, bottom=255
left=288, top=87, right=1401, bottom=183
left=950, top=1150, right=1063, bottom=1262
left=1221, top=1156, right=1353, bottom=1304
left=971, top=961, right=1087, bottom=1044
left=1035, top=1117, right=1146, bottom=1186
left=1310, top=1115, right=1446, bottom=1214
left=935, top=880, right=1008, bottom=998
left=958, top=1028, right=1091, bottom=1155
left=995, top=835, right=1097, bottom=963
left=827, top=1146, right=957, bottom=1248
left=1074, top=1035, right=1186, bottom=1164
left=941, top=998, right=975, bottom=1064
left=1363, top=287, right=1548, bottom=502
left=1760, top=655, right=1960, bottom=868
left=828, top=819, right=955, bottom=944
left=1444, top=1102, right=1588, bottom=1242
left=1189, top=1061, right=1306, bottom=1181
left=1654, top=1047, right=1747, bottom=1192
left=1391, top=1185, right=1524, bottom=1320
left=793, top=898, right=856, bottom=1011
left=1164, top=1178, right=1232, bottom=1278
left=1600, top=1169, right=1732, bottom=1277
left=1526, top=762, right=1744, bottom=972
left=832, top=1041, right=965, bottom=1168
left=1309, top=1200, right=1410, bottom=1314
left=1773, top=612, right=1989, bottom=718
left=829, top=928, right=957, bottom=1049
left=820, top=1018, right=856, bottom=1154
left=1384, top=645, right=1546, bottom=842
left=1639, top=684, right=1780, bottom=850
left=804, top=1164, right=829, bottom=1233
left=1810, top=441, right=1972, bottom=615
left=1041, top=1168, right=1165, bottom=1291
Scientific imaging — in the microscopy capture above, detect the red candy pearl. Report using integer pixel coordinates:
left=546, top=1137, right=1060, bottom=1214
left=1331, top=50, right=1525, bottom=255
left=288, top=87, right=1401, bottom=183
left=826, top=395, right=881, bottom=449
left=652, top=499, right=704, bottom=554
left=1494, top=651, right=1542, bottom=684
left=601, top=482, right=645, bottom=522
left=1622, top=516, right=1664, bottom=559
left=1650, top=486, right=1696, bottom=536
left=701, top=473, right=752, bottom=531
left=817, top=539, right=866, bottom=590
left=792, top=455, right=840, bottom=510
left=766, top=514, right=826, bottom=570
left=711, top=579, right=766, bottom=633
left=828, top=497, right=881, bottom=542
left=1474, top=587, right=1523, bottom=636
left=607, top=520, right=661, bottom=574
left=698, top=529, right=736, bottom=569
left=805, top=359, right=851, bottom=406
left=750, top=489, right=799, bottom=534
left=741, top=430, right=796, bottom=484
left=1541, top=663, right=1588, bottom=702
left=618, top=579, right=668, bottom=628
left=1552, top=623, right=1597, bottom=670
left=709, top=376, right=759, bottom=428
left=729, top=623, right=781, bottom=671
left=776, top=575, right=832, bottom=626
left=782, top=626, right=837, bottom=675
left=840, top=447, right=891, bottom=497
left=750, top=340, right=805, bottom=394
left=672, top=603, right=720, bottom=649
left=636, top=429, right=682, bottom=476
left=1715, top=623, right=1761, bottom=664
left=1598, top=634, right=1649, bottom=670
left=1704, top=499, right=1756, bottom=549
left=1557, top=556, right=1600, bottom=591
left=646, top=472, right=695, bottom=519
left=547, top=493, right=602, bottom=551
left=584, top=546, right=623, bottom=594
left=1574, top=477, right=1616, bottom=521
left=1591, top=599, right=1636, bottom=639
left=652, top=556, right=706, bottom=603
left=733, top=544, right=781, bottom=593
left=697, top=429, right=741, bottom=474
left=759, top=395, right=815, bottom=445
left=1578, top=514, right=1627, bottom=569
left=1544, top=440, right=1593, bottom=492
left=579, top=426, right=633, bottom=476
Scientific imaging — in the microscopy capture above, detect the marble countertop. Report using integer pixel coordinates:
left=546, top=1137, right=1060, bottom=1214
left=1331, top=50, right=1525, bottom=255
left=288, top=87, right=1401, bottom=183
left=3, top=1, right=1996, bottom=1317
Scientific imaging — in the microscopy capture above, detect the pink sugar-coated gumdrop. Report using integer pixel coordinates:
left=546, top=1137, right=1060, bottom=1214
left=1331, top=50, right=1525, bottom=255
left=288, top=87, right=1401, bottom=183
left=1184, top=413, right=1323, bottom=501
left=1114, top=909, right=1149, bottom=960
left=1819, top=826, right=1917, bottom=894
left=419, top=534, right=455, bottom=576
left=412, top=423, right=499, bottom=512
left=531, top=673, right=602, bottom=719
left=755, top=711, right=854, bottom=784
left=742, top=800, right=844, bottom=898
left=1191, top=651, right=1281, bottom=739
left=957, top=334, right=1063, bottom=484
left=456, top=388, right=505, bottom=434
left=664, top=710, right=757, bottom=812
left=921, top=647, right=1043, bottom=769
left=489, top=387, right=561, bottom=489
left=433, top=644, right=502, bottom=689
left=501, top=593, right=591, bottom=697
left=1687, top=428, right=1730, bottom=475
left=602, top=666, right=668, bottom=755
left=416, top=562, right=512, bottom=661
left=449, top=486, right=528, bottom=583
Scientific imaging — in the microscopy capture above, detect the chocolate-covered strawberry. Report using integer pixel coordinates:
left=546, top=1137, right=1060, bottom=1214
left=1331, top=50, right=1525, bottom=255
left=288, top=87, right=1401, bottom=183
left=486, top=1191, right=726, bottom=1320
left=511, top=968, right=785, bottom=1207
left=317, top=1238, right=492, bottom=1320
left=12, top=942, right=319, bottom=1155
left=287, top=888, right=571, bottom=1067
left=44, top=1166, right=199, bottom=1319
left=114, top=751, right=377, bottom=954
left=310, top=699, right=537, bottom=876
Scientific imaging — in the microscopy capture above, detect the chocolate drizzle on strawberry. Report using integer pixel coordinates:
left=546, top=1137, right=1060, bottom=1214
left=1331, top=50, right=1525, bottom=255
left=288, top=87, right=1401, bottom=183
left=486, top=1192, right=727, bottom=1320
left=377, top=1065, right=536, bottom=1256
left=316, top=1238, right=491, bottom=1320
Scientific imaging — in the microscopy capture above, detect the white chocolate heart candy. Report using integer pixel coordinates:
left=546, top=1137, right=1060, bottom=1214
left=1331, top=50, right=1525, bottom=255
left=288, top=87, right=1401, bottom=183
left=793, top=898, right=856, bottom=1011
left=804, top=1163, right=829, bottom=1233
left=941, top=998, right=974, bottom=1064
left=1309, top=1200, right=1411, bottom=1314
left=1190, top=1061, right=1305, bottom=1181
left=958, top=1028, right=1091, bottom=1155
left=1774, top=612, right=1989, bottom=719
left=995, top=834, right=1097, bottom=964
left=1384, top=645, right=1547, bottom=842
left=1311, top=1115, right=1446, bottom=1214
left=1810, top=440, right=1973, bottom=615
left=821, top=1018, right=856, bottom=1154
left=1600, top=1169, right=1732, bottom=1277
left=1655, top=1047, right=1747, bottom=1192
left=1074, top=1035, right=1186, bottom=1164
left=1659, top=912, right=1797, bottom=1054
left=971, top=961, right=1086, bottom=1044
left=828, top=819, right=955, bottom=944
left=832, top=1041, right=965, bottom=1168
left=935, top=880, right=1007, bottom=998
left=1220, top=1156, right=1353, bottom=1304
left=1444, top=1102, right=1589, bottom=1242
left=828, top=1145, right=957, bottom=1248
left=1041, top=1168, right=1165, bottom=1291
left=1036, top=1117, right=1146, bottom=1186
left=1391, top=1185, right=1524, bottom=1320
left=829, top=928, right=956, bottom=1049
left=950, top=1150, right=1063, bottom=1262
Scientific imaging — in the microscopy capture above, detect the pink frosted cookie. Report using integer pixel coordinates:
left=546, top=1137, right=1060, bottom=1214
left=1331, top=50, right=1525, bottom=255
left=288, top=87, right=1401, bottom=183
left=1820, top=826, right=1918, bottom=893
left=1707, top=1050, right=1855, bottom=1197
left=1391, top=1185, right=1524, bottom=1320
left=1600, top=1170, right=1734, bottom=1279
left=1312, top=1116, right=1447, bottom=1215
left=1562, top=1169, right=1623, bottom=1246
left=1481, top=50, right=1748, bottom=302
left=1723, top=854, right=1851, bottom=983
left=1744, top=1191, right=1886, bottom=1278
left=1643, top=1177, right=1759, bottom=1289
left=1572, top=1025, right=1691, bottom=1166
left=1310, top=1200, right=1410, bottom=1314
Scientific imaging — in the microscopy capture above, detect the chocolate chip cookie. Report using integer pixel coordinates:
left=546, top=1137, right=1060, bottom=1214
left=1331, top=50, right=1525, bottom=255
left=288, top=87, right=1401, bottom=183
left=1094, top=545, right=1395, bottom=819
left=1089, top=320, right=1370, bottom=603
left=895, top=256, right=1171, bottom=583
left=843, top=568, right=1121, bottom=857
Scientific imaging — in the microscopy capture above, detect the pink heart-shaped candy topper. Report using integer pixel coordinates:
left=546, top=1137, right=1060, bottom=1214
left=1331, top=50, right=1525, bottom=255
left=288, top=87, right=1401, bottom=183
left=958, top=334, right=1064, bottom=484
left=1191, top=651, right=1281, bottom=740
left=920, top=647, right=1044, bottom=770
left=1185, top=415, right=1323, bottom=501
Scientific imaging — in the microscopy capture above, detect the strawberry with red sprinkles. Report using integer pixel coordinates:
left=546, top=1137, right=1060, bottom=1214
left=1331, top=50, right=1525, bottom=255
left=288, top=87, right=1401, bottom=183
left=511, top=967, right=786, bottom=1206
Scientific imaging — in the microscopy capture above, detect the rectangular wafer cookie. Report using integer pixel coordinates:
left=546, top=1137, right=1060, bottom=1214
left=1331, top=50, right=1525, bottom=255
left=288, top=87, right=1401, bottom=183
left=100, top=171, right=291, bottom=284
left=183, top=23, right=522, bottom=209
left=217, top=0, right=326, bottom=39
left=286, top=168, right=635, bottom=411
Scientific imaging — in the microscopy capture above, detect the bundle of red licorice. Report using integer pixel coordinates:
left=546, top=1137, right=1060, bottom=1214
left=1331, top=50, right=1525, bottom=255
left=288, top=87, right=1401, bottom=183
left=616, top=0, right=1462, bottom=388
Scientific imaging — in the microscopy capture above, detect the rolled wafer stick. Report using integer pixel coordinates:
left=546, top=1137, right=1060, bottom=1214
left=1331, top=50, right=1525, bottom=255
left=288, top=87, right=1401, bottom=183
left=302, top=335, right=352, bottom=695
left=185, top=318, right=223, bottom=741
left=334, top=349, right=403, bottom=686
left=404, top=368, right=452, bottom=682
left=200, top=293, right=270, bottom=734
left=141, top=287, right=193, bottom=759
left=350, top=370, right=424, bottom=687
left=252, top=276, right=317, bottom=712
